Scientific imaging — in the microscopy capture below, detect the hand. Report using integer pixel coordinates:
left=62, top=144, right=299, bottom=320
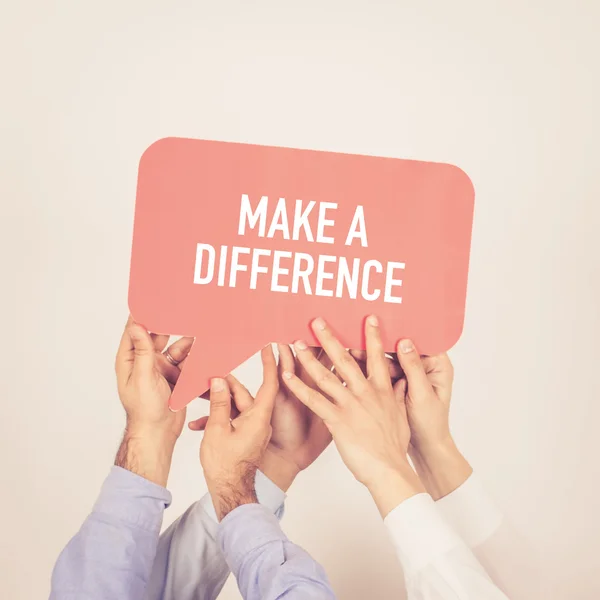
left=259, top=344, right=333, bottom=490
left=395, top=342, right=472, bottom=500
left=198, top=346, right=279, bottom=521
left=114, top=317, right=194, bottom=486
left=189, top=345, right=334, bottom=491
left=283, top=316, right=425, bottom=518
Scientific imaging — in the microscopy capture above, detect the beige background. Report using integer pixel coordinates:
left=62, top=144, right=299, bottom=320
left=1, top=1, right=599, bottom=598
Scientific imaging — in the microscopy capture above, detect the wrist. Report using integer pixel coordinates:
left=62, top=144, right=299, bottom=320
left=260, top=449, right=301, bottom=492
left=207, top=467, right=259, bottom=521
left=366, top=462, right=427, bottom=518
left=114, top=426, right=176, bottom=487
left=409, top=437, right=472, bottom=500
left=126, top=417, right=179, bottom=439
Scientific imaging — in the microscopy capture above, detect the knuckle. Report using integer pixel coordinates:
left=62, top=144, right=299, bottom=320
left=339, top=351, right=356, bottom=368
left=211, top=397, right=229, bottom=409
left=316, top=369, right=336, bottom=389
left=134, top=347, right=152, bottom=358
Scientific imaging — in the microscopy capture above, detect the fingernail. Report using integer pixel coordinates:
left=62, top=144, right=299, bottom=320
left=294, top=340, right=308, bottom=351
left=312, top=317, right=326, bottom=331
left=399, top=340, right=414, bottom=354
left=282, top=371, right=293, bottom=380
left=211, top=378, right=225, bottom=392
left=367, top=315, right=379, bottom=327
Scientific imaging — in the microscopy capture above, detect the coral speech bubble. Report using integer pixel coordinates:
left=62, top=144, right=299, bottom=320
left=129, top=137, right=474, bottom=411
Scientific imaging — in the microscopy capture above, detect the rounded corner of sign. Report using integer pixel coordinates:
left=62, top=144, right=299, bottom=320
left=443, top=163, right=476, bottom=202
left=138, top=137, right=177, bottom=169
left=444, top=318, right=466, bottom=352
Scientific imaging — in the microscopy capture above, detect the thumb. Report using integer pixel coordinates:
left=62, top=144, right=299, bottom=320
left=128, top=323, right=156, bottom=377
left=255, top=345, right=279, bottom=418
left=207, top=378, right=232, bottom=427
left=395, top=339, right=431, bottom=399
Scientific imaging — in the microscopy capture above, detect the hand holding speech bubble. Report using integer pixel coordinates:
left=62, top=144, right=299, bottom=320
left=128, top=138, right=474, bottom=411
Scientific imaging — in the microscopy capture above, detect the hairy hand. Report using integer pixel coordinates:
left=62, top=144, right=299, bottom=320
left=199, top=346, right=279, bottom=520
left=114, top=316, right=193, bottom=485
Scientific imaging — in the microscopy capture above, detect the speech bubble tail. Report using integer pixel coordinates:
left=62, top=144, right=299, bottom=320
left=168, top=336, right=272, bottom=412
left=168, top=347, right=207, bottom=412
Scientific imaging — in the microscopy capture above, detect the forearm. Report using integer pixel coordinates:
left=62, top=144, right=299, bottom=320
left=50, top=467, right=170, bottom=600
left=115, top=422, right=177, bottom=488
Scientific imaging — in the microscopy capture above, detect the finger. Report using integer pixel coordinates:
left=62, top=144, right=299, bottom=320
left=281, top=370, right=338, bottom=422
left=297, top=346, right=334, bottom=383
left=310, top=318, right=367, bottom=393
left=395, top=340, right=432, bottom=397
left=365, top=315, right=392, bottom=392
left=294, top=340, right=355, bottom=406
left=156, top=360, right=180, bottom=388
left=349, top=349, right=367, bottom=361
left=301, top=347, right=340, bottom=391
left=226, top=373, right=254, bottom=412
left=157, top=337, right=195, bottom=386
left=314, top=347, right=334, bottom=370
left=188, top=416, right=209, bottom=431
left=387, top=357, right=404, bottom=382
left=207, top=378, right=231, bottom=427
left=393, top=378, right=409, bottom=420
left=115, top=317, right=135, bottom=380
left=350, top=349, right=403, bottom=381
left=277, top=344, right=296, bottom=379
left=151, top=333, right=170, bottom=353
left=164, top=336, right=194, bottom=364
left=421, top=353, right=454, bottom=404
left=255, top=345, right=279, bottom=415
left=128, top=322, right=156, bottom=377
left=394, top=377, right=407, bottom=403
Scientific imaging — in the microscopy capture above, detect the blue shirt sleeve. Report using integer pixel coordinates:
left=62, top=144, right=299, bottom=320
left=217, top=503, right=336, bottom=600
left=146, top=469, right=287, bottom=600
left=50, top=466, right=171, bottom=600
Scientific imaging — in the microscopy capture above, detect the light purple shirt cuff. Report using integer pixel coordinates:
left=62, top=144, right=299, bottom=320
left=199, top=469, right=286, bottom=522
left=217, top=503, right=336, bottom=599
left=93, top=466, right=172, bottom=533
left=218, top=504, right=286, bottom=569
left=50, top=466, right=171, bottom=600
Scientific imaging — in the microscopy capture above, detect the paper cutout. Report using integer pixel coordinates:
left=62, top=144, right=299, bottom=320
left=129, top=137, right=474, bottom=410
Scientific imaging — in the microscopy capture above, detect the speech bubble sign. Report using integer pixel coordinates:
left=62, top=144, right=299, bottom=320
left=129, top=137, right=474, bottom=411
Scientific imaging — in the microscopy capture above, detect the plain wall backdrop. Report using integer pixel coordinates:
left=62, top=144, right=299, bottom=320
left=1, top=1, right=599, bottom=598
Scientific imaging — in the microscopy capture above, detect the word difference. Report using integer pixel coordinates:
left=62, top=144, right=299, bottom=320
left=192, top=194, right=406, bottom=304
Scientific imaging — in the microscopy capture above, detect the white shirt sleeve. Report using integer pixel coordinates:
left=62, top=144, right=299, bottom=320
left=145, top=470, right=286, bottom=600
left=436, top=474, right=542, bottom=599
left=384, top=493, right=509, bottom=600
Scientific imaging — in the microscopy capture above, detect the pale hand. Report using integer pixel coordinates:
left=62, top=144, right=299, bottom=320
left=283, top=316, right=425, bottom=518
